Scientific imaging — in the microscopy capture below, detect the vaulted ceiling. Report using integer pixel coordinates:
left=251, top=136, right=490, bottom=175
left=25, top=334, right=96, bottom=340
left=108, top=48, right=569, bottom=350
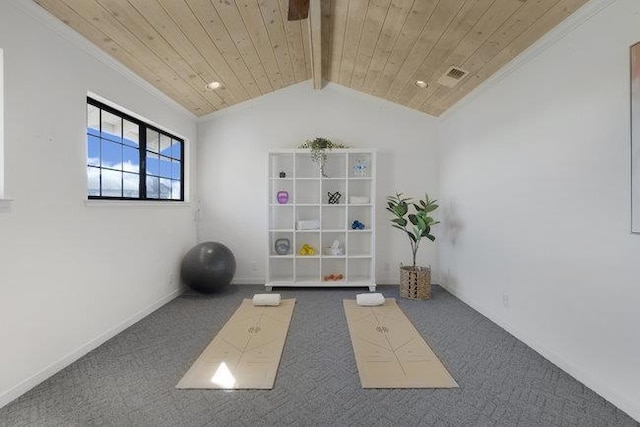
left=33, top=0, right=589, bottom=117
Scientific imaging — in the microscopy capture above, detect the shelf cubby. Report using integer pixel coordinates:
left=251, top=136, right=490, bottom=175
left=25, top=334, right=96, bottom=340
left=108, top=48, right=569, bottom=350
left=322, top=205, right=346, bottom=230
left=295, top=179, right=320, bottom=204
left=270, top=231, right=294, bottom=256
left=271, top=153, right=294, bottom=179
left=347, top=205, right=371, bottom=230
left=270, top=205, right=294, bottom=230
left=322, top=179, right=346, bottom=205
left=348, top=258, right=373, bottom=283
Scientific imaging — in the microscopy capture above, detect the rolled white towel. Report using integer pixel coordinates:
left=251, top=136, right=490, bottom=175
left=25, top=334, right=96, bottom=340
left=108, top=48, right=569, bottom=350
left=356, top=293, right=385, bottom=306
left=253, top=293, right=281, bottom=306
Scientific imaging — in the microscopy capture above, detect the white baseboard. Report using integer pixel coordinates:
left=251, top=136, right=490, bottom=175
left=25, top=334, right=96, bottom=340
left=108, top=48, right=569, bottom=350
left=0, top=289, right=181, bottom=409
left=231, top=277, right=401, bottom=286
left=440, top=284, right=640, bottom=422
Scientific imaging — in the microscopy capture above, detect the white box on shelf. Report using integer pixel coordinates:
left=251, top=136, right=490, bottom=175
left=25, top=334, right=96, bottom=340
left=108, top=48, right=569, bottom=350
left=297, top=219, right=321, bottom=230
left=349, top=196, right=369, bottom=204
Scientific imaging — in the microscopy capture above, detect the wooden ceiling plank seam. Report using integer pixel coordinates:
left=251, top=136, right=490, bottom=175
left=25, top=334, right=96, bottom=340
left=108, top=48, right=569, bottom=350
left=400, top=0, right=501, bottom=108
left=426, top=0, right=588, bottom=115
left=418, top=0, right=559, bottom=111
left=361, top=0, right=416, bottom=93
left=91, top=0, right=224, bottom=110
left=321, top=0, right=332, bottom=81
left=59, top=0, right=215, bottom=112
left=387, top=0, right=472, bottom=103
left=58, top=0, right=217, bottom=113
left=198, top=0, right=271, bottom=98
left=344, top=0, right=371, bottom=87
left=300, top=16, right=312, bottom=78
left=338, top=0, right=368, bottom=86
left=280, top=1, right=308, bottom=82
left=257, top=0, right=297, bottom=87
left=424, top=0, right=568, bottom=113
left=120, top=0, right=227, bottom=110
left=309, top=0, right=322, bottom=89
left=210, top=0, right=274, bottom=94
left=234, top=0, right=285, bottom=91
left=383, top=0, right=464, bottom=102
left=370, top=0, right=439, bottom=98
left=406, top=0, right=523, bottom=109
left=156, top=0, right=252, bottom=104
left=277, top=0, right=307, bottom=83
left=350, top=0, right=393, bottom=90
left=141, top=0, right=241, bottom=107
left=185, top=0, right=262, bottom=99
left=327, top=0, right=350, bottom=83
left=34, top=0, right=206, bottom=115
left=458, top=0, right=561, bottom=73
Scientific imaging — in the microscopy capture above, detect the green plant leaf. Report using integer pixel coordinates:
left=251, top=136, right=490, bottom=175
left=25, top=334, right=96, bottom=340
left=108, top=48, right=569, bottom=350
left=391, top=218, right=407, bottom=227
left=424, top=204, right=438, bottom=213
left=396, top=202, right=408, bottom=216
left=416, top=216, right=427, bottom=230
left=426, top=234, right=436, bottom=241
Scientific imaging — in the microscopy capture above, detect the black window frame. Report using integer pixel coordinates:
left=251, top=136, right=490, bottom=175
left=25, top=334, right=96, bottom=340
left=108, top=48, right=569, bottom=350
left=86, top=97, right=185, bottom=201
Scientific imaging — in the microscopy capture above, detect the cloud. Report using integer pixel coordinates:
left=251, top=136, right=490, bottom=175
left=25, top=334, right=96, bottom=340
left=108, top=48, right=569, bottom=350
left=87, top=161, right=180, bottom=199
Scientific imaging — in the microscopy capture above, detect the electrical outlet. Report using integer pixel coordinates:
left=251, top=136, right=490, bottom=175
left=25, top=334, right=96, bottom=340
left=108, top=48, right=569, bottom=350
left=502, top=294, right=509, bottom=308
left=169, top=273, right=175, bottom=285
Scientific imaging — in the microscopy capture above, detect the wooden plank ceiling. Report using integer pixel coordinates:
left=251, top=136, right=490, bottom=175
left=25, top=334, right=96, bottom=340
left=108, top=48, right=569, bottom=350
left=33, top=0, right=589, bottom=117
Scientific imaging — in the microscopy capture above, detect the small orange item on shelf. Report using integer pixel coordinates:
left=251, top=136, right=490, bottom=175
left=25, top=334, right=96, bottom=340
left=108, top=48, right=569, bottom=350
left=323, top=273, right=344, bottom=281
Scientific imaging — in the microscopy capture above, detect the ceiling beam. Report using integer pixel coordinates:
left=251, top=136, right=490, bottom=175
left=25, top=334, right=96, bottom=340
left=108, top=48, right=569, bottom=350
left=308, top=0, right=322, bottom=89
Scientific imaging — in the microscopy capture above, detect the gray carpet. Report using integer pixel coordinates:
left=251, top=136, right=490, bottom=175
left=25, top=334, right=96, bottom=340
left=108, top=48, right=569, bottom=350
left=0, top=285, right=636, bottom=426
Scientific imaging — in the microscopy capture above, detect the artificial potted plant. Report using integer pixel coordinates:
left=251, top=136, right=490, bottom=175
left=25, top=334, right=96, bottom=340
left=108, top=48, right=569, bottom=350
left=298, top=137, right=347, bottom=177
left=386, top=192, right=439, bottom=299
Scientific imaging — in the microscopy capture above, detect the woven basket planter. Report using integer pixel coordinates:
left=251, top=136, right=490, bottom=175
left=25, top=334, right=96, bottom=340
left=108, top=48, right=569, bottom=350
left=399, top=266, right=431, bottom=300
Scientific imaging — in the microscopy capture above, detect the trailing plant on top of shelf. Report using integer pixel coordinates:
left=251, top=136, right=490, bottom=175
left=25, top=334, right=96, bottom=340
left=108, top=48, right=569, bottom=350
left=298, top=137, right=348, bottom=176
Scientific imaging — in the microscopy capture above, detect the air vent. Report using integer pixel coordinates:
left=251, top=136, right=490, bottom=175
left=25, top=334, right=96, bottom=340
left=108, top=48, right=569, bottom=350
left=437, top=66, right=469, bottom=88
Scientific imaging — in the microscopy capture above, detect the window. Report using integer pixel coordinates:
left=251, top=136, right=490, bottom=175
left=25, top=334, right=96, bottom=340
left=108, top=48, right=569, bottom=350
left=86, top=97, right=184, bottom=200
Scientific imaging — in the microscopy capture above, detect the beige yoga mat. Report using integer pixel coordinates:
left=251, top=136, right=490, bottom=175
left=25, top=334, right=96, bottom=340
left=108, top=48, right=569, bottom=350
left=343, top=298, right=458, bottom=389
left=176, top=298, right=295, bottom=389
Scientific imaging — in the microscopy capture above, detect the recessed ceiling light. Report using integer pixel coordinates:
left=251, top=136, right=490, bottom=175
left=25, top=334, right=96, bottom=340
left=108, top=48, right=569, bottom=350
left=206, top=81, right=221, bottom=90
left=415, top=80, right=428, bottom=88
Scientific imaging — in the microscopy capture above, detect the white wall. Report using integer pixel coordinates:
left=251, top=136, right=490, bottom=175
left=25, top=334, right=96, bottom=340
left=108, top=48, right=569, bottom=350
left=438, top=0, right=640, bottom=420
left=197, top=82, right=439, bottom=284
left=0, top=2, right=198, bottom=407
left=0, top=47, right=4, bottom=201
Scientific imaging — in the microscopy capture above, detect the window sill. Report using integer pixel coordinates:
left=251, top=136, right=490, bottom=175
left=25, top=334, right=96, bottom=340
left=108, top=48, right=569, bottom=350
left=84, top=200, right=191, bottom=208
left=0, top=198, right=13, bottom=212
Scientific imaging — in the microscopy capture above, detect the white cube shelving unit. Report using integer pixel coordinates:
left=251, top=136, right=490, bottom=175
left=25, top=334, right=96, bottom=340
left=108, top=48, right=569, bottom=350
left=266, top=149, right=376, bottom=291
